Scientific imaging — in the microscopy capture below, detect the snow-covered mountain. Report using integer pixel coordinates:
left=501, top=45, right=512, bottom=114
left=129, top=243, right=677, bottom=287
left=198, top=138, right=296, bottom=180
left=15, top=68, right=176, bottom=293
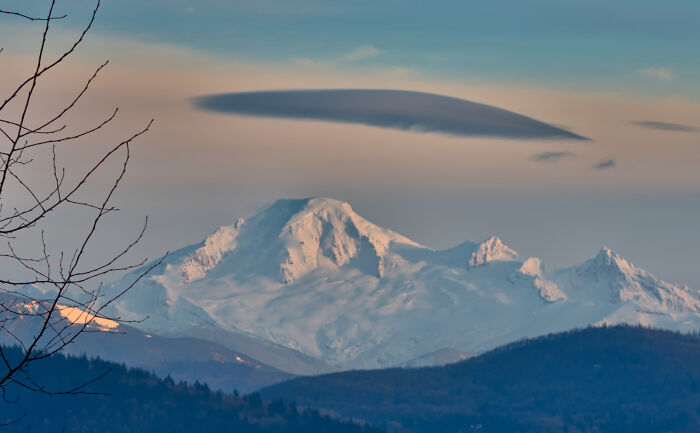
left=106, top=197, right=700, bottom=371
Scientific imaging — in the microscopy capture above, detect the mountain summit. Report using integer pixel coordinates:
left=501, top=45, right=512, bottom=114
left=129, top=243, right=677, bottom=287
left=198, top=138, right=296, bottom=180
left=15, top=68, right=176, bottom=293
left=108, top=198, right=700, bottom=371
left=561, top=247, right=700, bottom=313
left=161, top=198, right=421, bottom=288
left=468, top=236, right=518, bottom=267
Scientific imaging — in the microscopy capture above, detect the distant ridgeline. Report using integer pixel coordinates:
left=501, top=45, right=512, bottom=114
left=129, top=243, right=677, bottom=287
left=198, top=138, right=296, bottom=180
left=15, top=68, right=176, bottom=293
left=0, top=347, right=383, bottom=433
left=261, top=325, right=700, bottom=433
left=3, top=326, right=700, bottom=433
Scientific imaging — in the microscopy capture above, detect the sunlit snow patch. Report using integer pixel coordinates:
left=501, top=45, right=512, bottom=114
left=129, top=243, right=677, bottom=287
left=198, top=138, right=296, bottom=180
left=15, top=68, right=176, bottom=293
left=57, top=305, right=119, bottom=331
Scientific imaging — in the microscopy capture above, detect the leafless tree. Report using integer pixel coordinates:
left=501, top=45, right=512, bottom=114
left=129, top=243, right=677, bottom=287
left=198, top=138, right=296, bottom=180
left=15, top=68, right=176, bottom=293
left=0, top=0, right=161, bottom=407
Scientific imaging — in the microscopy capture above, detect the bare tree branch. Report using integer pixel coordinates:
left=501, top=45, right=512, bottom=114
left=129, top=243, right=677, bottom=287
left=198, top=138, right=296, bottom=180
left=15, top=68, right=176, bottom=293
left=0, top=9, right=66, bottom=22
left=0, top=0, right=159, bottom=411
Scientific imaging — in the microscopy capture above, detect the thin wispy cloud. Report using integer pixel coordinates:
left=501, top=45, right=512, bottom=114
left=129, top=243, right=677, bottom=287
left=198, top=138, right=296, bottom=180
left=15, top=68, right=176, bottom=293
left=632, top=121, right=698, bottom=132
left=291, top=57, right=319, bottom=68
left=530, top=151, right=576, bottom=163
left=340, top=45, right=382, bottom=62
left=640, top=67, right=673, bottom=80
left=593, top=158, right=616, bottom=171
left=195, top=89, right=589, bottom=141
left=291, top=45, right=382, bottom=69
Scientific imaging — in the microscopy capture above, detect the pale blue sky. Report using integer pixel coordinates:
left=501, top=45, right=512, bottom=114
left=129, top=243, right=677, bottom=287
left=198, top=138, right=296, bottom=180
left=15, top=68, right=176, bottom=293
left=14, top=0, right=700, bottom=97
left=2, top=1, right=700, bottom=288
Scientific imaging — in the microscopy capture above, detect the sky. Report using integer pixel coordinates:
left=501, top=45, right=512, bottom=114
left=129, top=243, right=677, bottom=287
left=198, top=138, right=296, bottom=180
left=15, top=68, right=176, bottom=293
left=1, top=0, right=699, bottom=287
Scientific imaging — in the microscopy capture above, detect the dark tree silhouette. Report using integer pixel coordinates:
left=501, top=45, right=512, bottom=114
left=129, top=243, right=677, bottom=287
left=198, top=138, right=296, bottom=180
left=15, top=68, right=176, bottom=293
left=0, top=0, right=160, bottom=411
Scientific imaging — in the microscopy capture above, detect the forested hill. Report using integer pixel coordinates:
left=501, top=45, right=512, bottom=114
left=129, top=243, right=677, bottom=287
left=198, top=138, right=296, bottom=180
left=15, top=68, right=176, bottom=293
left=261, top=325, right=700, bottom=433
left=0, top=347, right=383, bottom=433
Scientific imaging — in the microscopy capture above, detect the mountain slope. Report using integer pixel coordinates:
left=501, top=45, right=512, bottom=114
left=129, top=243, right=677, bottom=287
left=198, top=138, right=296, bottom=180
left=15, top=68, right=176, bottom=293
left=66, top=324, right=294, bottom=393
left=260, top=325, right=700, bottom=433
left=0, top=346, right=383, bottom=433
left=106, top=197, right=700, bottom=370
left=0, top=293, right=295, bottom=393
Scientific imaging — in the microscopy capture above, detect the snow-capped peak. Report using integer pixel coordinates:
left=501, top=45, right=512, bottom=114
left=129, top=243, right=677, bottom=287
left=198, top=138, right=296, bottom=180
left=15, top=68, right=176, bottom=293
left=271, top=197, right=422, bottom=283
left=280, top=198, right=420, bottom=254
left=468, top=236, right=518, bottom=267
left=159, top=197, right=424, bottom=288
left=517, top=257, right=567, bottom=302
left=576, top=247, right=648, bottom=282
left=564, top=247, right=700, bottom=313
left=585, top=247, right=638, bottom=279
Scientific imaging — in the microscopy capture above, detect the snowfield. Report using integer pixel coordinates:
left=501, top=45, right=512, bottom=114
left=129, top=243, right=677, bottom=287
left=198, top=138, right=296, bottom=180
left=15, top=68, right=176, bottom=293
left=107, top=197, right=700, bottom=371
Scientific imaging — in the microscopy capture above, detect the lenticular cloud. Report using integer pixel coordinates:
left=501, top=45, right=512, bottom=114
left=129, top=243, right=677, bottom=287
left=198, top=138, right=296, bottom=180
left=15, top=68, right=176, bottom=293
left=194, top=89, right=588, bottom=141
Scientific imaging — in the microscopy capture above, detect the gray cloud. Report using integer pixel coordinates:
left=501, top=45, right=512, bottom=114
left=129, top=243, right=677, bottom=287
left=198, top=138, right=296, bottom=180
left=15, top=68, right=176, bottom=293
left=632, top=121, right=698, bottom=132
left=530, top=151, right=576, bottom=163
left=593, top=158, right=616, bottom=170
left=194, top=89, right=588, bottom=141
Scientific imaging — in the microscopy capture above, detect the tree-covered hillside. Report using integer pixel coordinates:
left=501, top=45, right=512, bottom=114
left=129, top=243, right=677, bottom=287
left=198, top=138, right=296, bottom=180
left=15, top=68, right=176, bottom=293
left=262, top=325, right=700, bottom=433
left=0, top=347, right=382, bottom=433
